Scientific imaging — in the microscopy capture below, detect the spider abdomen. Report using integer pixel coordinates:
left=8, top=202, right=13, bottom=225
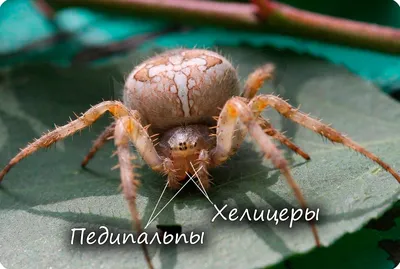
left=124, top=49, right=240, bottom=131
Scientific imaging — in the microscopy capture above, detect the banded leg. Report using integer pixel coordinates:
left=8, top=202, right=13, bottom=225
left=241, top=63, right=310, bottom=160
left=0, top=101, right=128, bottom=181
left=228, top=63, right=276, bottom=154
left=258, top=117, right=310, bottom=160
left=0, top=101, right=163, bottom=181
left=114, top=117, right=153, bottom=269
left=226, top=103, right=311, bottom=161
left=249, top=94, right=400, bottom=183
left=242, top=63, right=275, bottom=99
left=211, top=97, right=321, bottom=246
left=81, top=122, right=116, bottom=167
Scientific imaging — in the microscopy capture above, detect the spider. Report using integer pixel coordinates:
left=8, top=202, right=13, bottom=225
left=1, top=49, right=399, bottom=269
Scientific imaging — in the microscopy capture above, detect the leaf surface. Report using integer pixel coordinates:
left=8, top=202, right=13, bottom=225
left=0, top=46, right=399, bottom=269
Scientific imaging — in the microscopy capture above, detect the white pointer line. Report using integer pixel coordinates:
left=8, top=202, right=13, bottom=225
left=146, top=180, right=169, bottom=228
left=185, top=172, right=214, bottom=205
left=189, top=161, right=210, bottom=200
left=144, top=166, right=206, bottom=229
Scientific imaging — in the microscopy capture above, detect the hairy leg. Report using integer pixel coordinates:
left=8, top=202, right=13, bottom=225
left=258, top=116, right=310, bottom=160
left=0, top=101, right=163, bottom=181
left=81, top=121, right=116, bottom=167
left=249, top=94, right=400, bottom=183
left=211, top=97, right=320, bottom=246
left=223, top=108, right=311, bottom=161
left=241, top=63, right=275, bottom=99
left=240, top=63, right=310, bottom=160
left=114, top=117, right=153, bottom=269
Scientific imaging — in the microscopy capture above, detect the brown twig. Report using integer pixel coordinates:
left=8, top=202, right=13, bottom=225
left=45, top=0, right=400, bottom=54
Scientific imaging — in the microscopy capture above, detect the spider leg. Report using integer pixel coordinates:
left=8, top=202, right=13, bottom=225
left=241, top=64, right=310, bottom=160
left=0, top=100, right=163, bottom=181
left=211, top=97, right=321, bottom=246
left=223, top=101, right=310, bottom=161
left=114, top=117, right=153, bottom=269
left=249, top=94, right=400, bottom=183
left=81, top=122, right=116, bottom=167
left=258, top=116, right=311, bottom=160
left=241, top=63, right=309, bottom=160
left=241, top=63, right=275, bottom=99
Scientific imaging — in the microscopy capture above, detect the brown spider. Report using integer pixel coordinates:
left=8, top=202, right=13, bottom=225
left=1, top=49, right=399, bottom=269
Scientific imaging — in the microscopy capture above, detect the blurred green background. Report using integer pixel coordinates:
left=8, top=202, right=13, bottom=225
left=0, top=0, right=399, bottom=93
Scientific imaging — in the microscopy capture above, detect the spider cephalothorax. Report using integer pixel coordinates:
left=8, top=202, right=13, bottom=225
left=1, top=49, right=399, bottom=269
left=157, top=124, right=215, bottom=183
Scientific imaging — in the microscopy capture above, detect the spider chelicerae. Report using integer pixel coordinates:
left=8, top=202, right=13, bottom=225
left=1, top=49, right=399, bottom=269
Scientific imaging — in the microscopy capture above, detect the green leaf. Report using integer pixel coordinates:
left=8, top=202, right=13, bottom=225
left=0, top=46, right=399, bottom=268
